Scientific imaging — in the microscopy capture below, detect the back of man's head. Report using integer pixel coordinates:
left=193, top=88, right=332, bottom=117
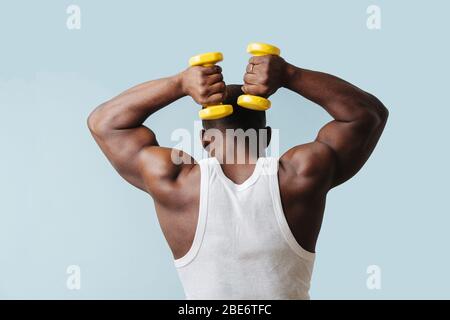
left=202, top=85, right=266, bottom=131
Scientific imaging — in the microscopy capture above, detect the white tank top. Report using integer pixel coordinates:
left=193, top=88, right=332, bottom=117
left=174, top=157, right=315, bottom=299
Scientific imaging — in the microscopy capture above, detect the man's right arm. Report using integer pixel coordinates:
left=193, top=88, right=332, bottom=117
left=87, top=65, right=225, bottom=204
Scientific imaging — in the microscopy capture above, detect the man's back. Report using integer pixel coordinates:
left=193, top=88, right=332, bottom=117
left=88, top=53, right=388, bottom=299
left=174, top=157, right=314, bottom=299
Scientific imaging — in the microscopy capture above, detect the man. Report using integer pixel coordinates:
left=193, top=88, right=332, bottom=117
left=87, top=53, right=388, bottom=299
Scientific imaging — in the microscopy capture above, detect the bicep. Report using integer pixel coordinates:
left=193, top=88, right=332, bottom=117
left=316, top=116, right=386, bottom=187
left=90, top=125, right=160, bottom=191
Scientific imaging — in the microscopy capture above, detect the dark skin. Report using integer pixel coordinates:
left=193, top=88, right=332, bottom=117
left=88, top=55, right=388, bottom=257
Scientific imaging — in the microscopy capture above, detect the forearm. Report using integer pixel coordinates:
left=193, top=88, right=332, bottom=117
left=88, top=73, right=185, bottom=134
left=283, top=63, right=387, bottom=121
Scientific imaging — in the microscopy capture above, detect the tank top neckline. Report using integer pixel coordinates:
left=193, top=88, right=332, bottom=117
left=210, top=157, right=265, bottom=191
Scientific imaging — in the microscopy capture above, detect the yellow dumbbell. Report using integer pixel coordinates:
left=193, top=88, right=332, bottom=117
left=188, top=52, right=233, bottom=120
left=237, top=42, right=281, bottom=111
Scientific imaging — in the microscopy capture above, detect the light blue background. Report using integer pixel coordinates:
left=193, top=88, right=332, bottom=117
left=1, top=0, right=449, bottom=299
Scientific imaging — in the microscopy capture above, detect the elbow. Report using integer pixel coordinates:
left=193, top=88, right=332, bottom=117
left=366, top=107, right=388, bottom=131
left=87, top=108, right=100, bottom=136
left=373, top=101, right=389, bottom=129
left=378, top=103, right=389, bottom=124
left=363, top=93, right=389, bottom=128
left=87, top=104, right=109, bottom=137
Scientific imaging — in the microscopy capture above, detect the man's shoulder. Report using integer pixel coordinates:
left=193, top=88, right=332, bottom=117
left=139, top=148, right=200, bottom=209
left=280, top=142, right=335, bottom=176
left=278, top=142, right=335, bottom=195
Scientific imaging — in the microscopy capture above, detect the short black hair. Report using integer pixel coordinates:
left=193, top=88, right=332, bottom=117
left=202, top=85, right=266, bottom=131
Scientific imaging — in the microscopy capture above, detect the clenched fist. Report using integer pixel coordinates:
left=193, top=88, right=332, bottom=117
left=242, top=55, right=288, bottom=97
left=181, top=65, right=226, bottom=105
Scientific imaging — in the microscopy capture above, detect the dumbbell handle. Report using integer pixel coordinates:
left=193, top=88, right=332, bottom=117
left=188, top=52, right=233, bottom=120
left=237, top=43, right=281, bottom=111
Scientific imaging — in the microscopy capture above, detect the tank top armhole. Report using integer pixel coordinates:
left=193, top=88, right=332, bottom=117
left=174, top=159, right=209, bottom=268
left=268, top=157, right=316, bottom=262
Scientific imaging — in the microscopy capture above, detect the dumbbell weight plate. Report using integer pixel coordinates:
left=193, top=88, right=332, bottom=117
left=199, top=104, right=233, bottom=120
left=246, top=43, right=281, bottom=56
left=237, top=95, right=271, bottom=111
left=189, top=52, right=223, bottom=67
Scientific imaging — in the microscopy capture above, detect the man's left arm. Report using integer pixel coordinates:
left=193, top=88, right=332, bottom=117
left=242, top=55, right=389, bottom=189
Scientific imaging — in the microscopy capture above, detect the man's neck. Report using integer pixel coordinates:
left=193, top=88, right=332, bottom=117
left=210, top=147, right=264, bottom=165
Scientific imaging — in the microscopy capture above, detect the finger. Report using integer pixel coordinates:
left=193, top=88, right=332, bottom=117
left=241, top=84, right=264, bottom=96
left=243, top=73, right=259, bottom=85
left=207, top=81, right=226, bottom=96
left=206, top=73, right=223, bottom=85
left=247, top=62, right=265, bottom=75
left=246, top=63, right=255, bottom=74
left=205, top=92, right=225, bottom=105
left=249, top=56, right=267, bottom=65
left=201, top=65, right=222, bottom=75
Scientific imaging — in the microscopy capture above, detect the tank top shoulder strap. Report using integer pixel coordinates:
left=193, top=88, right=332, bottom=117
left=259, top=156, right=279, bottom=177
left=265, top=156, right=316, bottom=261
left=174, top=158, right=210, bottom=268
